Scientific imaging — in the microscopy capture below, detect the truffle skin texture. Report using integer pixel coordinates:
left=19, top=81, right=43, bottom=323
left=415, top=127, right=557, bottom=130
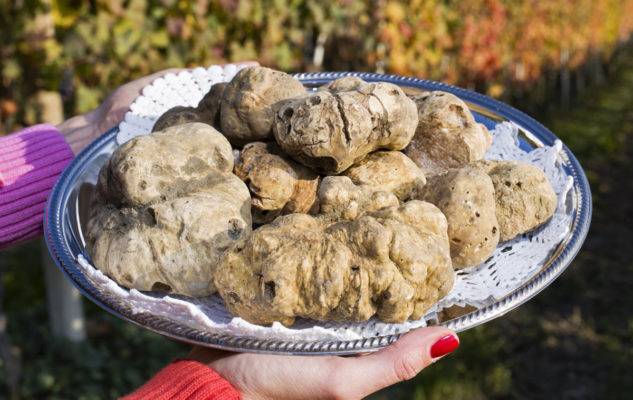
left=273, top=81, right=418, bottom=174
left=87, top=123, right=252, bottom=297
left=220, top=66, right=306, bottom=146
left=317, top=175, right=399, bottom=222
left=342, top=150, right=426, bottom=201
left=97, top=123, right=234, bottom=207
left=214, top=201, right=454, bottom=326
left=471, top=160, right=557, bottom=241
left=87, top=173, right=252, bottom=297
left=234, top=141, right=320, bottom=224
left=415, top=167, right=499, bottom=269
left=405, top=91, right=493, bottom=177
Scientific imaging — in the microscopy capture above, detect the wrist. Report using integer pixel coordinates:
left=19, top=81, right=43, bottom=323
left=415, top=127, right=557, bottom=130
left=186, top=346, right=227, bottom=366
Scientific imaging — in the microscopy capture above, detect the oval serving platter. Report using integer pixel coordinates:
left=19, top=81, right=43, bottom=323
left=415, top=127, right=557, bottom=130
left=44, top=71, right=592, bottom=355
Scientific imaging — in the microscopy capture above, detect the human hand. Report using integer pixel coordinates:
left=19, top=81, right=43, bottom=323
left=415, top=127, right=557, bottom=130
left=187, top=327, right=459, bottom=400
left=57, top=62, right=259, bottom=154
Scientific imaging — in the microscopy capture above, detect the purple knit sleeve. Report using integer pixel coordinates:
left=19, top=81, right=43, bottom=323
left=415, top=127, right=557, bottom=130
left=0, top=124, right=75, bottom=250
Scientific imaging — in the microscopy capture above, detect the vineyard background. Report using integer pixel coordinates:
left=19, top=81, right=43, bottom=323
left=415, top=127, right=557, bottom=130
left=2, top=0, right=633, bottom=132
left=2, top=1, right=633, bottom=399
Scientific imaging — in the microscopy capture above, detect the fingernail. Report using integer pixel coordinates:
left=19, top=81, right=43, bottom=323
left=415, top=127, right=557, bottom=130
left=430, top=334, right=459, bottom=359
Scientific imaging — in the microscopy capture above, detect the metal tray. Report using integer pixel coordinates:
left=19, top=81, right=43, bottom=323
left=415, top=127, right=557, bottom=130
left=44, top=72, right=592, bottom=355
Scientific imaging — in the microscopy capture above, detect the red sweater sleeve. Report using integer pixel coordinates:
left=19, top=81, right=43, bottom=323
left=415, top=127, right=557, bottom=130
left=121, top=359, right=242, bottom=400
left=0, top=124, right=75, bottom=249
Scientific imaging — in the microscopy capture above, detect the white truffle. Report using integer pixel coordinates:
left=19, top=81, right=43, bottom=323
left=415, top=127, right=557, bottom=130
left=406, top=91, right=492, bottom=177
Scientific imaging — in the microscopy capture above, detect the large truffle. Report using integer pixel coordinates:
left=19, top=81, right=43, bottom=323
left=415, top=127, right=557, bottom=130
left=342, top=150, right=426, bottom=201
left=234, top=141, right=320, bottom=224
left=415, top=167, right=499, bottom=269
left=98, top=123, right=234, bottom=207
left=273, top=80, right=418, bottom=174
left=471, top=160, right=557, bottom=241
left=405, top=91, right=493, bottom=177
left=220, top=66, right=306, bottom=146
left=87, top=123, right=252, bottom=297
left=214, top=201, right=454, bottom=326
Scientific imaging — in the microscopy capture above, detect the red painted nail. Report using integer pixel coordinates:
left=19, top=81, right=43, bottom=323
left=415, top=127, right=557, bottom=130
left=430, top=334, right=459, bottom=358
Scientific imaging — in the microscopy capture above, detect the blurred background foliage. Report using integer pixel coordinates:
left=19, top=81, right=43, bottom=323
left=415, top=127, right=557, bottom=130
left=2, top=0, right=633, bottom=133
left=2, top=1, right=633, bottom=399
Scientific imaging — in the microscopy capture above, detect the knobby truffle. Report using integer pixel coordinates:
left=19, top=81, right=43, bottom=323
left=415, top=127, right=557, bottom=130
left=415, top=167, right=499, bottom=269
left=273, top=80, right=418, bottom=174
left=406, top=91, right=492, bottom=177
left=234, top=141, right=320, bottom=224
left=87, top=123, right=252, bottom=297
left=98, top=123, right=234, bottom=207
left=220, top=66, right=307, bottom=146
left=317, top=175, right=399, bottom=222
left=97, top=123, right=233, bottom=206
left=471, top=160, right=558, bottom=241
left=213, top=201, right=454, bottom=326
left=342, top=150, right=426, bottom=201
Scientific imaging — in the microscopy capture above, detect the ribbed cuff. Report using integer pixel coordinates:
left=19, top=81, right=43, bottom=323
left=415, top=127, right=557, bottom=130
left=120, top=359, right=242, bottom=400
left=0, top=124, right=74, bottom=249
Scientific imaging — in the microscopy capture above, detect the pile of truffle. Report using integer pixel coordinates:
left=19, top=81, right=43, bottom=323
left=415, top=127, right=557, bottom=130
left=86, top=67, right=557, bottom=327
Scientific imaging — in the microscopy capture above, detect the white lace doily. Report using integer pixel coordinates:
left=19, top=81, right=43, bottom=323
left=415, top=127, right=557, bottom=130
left=83, top=66, right=573, bottom=341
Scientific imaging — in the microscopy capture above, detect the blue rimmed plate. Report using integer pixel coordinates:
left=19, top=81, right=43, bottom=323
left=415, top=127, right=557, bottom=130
left=44, top=72, right=591, bottom=355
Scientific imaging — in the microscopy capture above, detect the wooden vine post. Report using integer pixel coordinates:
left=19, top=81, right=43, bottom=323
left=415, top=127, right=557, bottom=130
left=33, top=1, right=86, bottom=343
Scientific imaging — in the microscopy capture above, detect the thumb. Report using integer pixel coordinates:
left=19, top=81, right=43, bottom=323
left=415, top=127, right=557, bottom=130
left=96, top=67, right=187, bottom=134
left=341, top=327, right=459, bottom=398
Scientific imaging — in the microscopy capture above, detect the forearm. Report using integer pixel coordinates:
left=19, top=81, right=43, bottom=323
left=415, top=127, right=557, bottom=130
left=0, top=124, right=74, bottom=249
